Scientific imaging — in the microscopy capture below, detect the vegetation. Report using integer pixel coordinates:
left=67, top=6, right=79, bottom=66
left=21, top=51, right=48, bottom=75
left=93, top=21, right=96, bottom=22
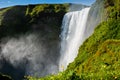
left=66, top=0, right=120, bottom=79
left=26, top=4, right=69, bottom=17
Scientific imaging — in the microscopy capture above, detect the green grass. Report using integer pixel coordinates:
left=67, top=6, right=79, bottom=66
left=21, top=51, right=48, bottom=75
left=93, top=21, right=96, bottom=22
left=75, top=39, right=120, bottom=80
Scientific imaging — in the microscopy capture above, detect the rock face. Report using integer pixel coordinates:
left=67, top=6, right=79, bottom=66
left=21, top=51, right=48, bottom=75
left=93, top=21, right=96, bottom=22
left=0, top=4, right=68, bottom=80
left=69, top=3, right=88, bottom=11
left=84, top=0, right=105, bottom=40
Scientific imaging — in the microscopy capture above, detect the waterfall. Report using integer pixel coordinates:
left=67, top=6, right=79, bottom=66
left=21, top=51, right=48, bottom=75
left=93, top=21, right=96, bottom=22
left=59, top=7, right=90, bottom=71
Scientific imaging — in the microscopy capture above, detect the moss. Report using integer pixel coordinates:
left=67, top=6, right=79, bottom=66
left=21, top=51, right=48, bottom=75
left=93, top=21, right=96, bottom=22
left=26, top=4, right=69, bottom=17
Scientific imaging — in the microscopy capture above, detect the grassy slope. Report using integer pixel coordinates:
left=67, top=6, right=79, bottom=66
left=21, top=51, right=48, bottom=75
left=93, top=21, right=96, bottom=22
left=28, top=0, right=120, bottom=79
left=67, top=0, right=120, bottom=79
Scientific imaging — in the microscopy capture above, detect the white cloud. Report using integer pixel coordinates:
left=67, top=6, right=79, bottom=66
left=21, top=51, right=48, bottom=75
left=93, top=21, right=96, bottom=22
left=7, top=1, right=11, bottom=3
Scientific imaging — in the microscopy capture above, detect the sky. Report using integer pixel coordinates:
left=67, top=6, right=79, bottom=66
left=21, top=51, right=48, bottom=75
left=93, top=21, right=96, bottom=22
left=0, top=0, right=96, bottom=8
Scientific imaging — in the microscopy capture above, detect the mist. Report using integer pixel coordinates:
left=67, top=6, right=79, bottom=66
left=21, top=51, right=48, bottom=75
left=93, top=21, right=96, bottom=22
left=0, top=32, right=60, bottom=79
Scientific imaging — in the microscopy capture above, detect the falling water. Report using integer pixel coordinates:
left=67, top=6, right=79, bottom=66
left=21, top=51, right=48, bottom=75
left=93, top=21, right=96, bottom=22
left=59, top=7, right=90, bottom=71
